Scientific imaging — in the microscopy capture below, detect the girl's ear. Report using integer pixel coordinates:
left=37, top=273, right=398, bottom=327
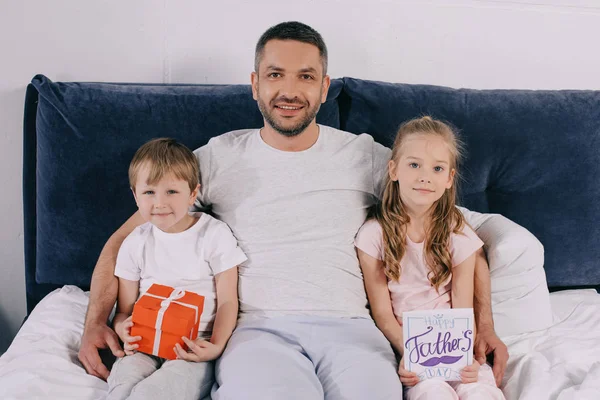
left=446, top=168, right=456, bottom=189
left=388, top=159, right=398, bottom=181
left=189, top=184, right=201, bottom=205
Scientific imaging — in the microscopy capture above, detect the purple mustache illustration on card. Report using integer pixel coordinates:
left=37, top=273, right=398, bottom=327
left=419, top=355, right=464, bottom=367
left=403, top=309, right=474, bottom=381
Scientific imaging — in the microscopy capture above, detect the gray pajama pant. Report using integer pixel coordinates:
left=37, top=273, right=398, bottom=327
left=107, top=352, right=213, bottom=400
left=211, top=315, right=403, bottom=400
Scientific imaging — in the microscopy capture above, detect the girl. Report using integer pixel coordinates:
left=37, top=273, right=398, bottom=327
left=355, top=117, right=505, bottom=399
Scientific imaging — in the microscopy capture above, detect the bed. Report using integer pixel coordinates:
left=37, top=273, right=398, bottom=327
left=1, top=75, right=599, bottom=399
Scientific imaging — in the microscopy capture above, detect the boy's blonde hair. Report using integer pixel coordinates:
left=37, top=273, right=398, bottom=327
left=129, top=138, right=199, bottom=192
left=375, top=116, right=465, bottom=290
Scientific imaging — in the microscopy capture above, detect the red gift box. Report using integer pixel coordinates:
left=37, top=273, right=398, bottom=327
left=130, top=284, right=205, bottom=360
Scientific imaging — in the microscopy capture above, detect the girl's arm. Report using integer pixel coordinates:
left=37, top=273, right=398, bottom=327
left=452, top=252, right=481, bottom=382
left=451, top=252, right=477, bottom=339
left=357, top=249, right=404, bottom=355
left=451, top=252, right=476, bottom=311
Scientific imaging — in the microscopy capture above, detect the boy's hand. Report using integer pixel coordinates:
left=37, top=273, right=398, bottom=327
left=460, top=359, right=481, bottom=383
left=398, top=356, right=420, bottom=387
left=174, top=337, right=224, bottom=362
left=115, top=315, right=142, bottom=356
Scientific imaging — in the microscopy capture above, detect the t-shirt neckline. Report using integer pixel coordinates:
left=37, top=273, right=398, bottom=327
left=256, top=124, right=323, bottom=154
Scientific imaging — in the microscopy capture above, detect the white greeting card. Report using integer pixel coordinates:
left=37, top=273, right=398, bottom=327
left=402, top=308, right=474, bottom=381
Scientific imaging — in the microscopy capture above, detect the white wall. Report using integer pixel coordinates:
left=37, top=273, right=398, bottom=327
left=1, top=0, right=599, bottom=352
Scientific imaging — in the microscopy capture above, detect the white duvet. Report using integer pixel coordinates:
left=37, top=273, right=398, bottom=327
left=1, top=286, right=599, bottom=400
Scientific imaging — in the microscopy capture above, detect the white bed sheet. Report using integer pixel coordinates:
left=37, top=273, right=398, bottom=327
left=0, top=286, right=107, bottom=399
left=1, top=286, right=599, bottom=400
left=501, top=289, right=600, bottom=400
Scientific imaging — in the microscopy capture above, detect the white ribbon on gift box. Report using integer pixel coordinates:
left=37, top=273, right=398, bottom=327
left=143, top=288, right=200, bottom=356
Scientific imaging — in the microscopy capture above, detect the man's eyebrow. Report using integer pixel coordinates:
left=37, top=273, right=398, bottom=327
left=265, top=65, right=284, bottom=71
left=299, top=67, right=318, bottom=74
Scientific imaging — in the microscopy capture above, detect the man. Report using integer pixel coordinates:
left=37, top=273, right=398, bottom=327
left=79, top=21, right=508, bottom=398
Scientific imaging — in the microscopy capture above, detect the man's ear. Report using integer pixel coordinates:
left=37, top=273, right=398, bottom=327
left=251, top=72, right=259, bottom=100
left=320, top=75, right=331, bottom=103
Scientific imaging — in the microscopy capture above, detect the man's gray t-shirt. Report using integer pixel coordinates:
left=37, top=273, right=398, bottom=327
left=194, top=125, right=391, bottom=320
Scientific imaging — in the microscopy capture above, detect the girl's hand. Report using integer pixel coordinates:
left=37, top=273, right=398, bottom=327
left=398, top=356, right=420, bottom=387
left=460, top=359, right=480, bottom=383
left=115, top=315, right=142, bottom=356
left=174, top=337, right=224, bottom=362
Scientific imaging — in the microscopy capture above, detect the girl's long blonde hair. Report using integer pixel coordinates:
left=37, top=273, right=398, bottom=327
left=375, top=116, right=465, bottom=290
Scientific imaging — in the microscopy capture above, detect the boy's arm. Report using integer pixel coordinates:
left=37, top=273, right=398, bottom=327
left=112, top=277, right=141, bottom=355
left=209, top=267, right=239, bottom=350
left=78, top=211, right=145, bottom=380
left=357, top=249, right=404, bottom=355
left=112, top=277, right=139, bottom=337
left=176, top=266, right=239, bottom=362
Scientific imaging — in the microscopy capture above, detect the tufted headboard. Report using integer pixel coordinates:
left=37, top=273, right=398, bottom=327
left=23, top=75, right=600, bottom=312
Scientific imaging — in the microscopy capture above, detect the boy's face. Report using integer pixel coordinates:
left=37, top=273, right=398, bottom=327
left=132, top=165, right=199, bottom=233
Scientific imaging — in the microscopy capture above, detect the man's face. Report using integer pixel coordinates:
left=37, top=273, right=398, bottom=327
left=251, top=39, right=330, bottom=137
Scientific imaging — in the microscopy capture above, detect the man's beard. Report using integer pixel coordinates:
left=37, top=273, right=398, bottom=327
left=257, top=94, right=322, bottom=137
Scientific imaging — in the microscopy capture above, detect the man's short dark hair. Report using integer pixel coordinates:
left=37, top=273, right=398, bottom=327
left=255, top=21, right=328, bottom=75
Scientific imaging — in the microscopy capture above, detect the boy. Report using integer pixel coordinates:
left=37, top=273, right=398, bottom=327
left=107, top=138, right=246, bottom=400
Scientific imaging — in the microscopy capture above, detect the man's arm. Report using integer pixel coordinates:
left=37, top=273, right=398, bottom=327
left=78, top=211, right=145, bottom=380
left=473, top=247, right=509, bottom=387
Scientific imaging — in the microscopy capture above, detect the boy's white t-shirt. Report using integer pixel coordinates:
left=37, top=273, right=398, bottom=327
left=114, top=212, right=247, bottom=336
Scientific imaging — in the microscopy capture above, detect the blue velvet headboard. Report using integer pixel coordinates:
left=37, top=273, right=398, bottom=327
left=23, top=74, right=600, bottom=312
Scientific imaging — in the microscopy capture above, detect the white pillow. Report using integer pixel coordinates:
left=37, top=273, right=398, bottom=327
left=459, top=207, right=553, bottom=338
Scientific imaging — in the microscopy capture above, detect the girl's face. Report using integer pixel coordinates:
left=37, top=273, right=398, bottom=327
left=132, top=164, right=199, bottom=233
left=388, top=133, right=455, bottom=213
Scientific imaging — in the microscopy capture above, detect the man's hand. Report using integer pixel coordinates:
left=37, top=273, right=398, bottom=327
left=474, top=327, right=508, bottom=387
left=174, top=338, right=224, bottom=362
left=78, top=322, right=124, bottom=381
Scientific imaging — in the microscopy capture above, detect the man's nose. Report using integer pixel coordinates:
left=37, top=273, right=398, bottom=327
left=280, top=77, right=300, bottom=99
